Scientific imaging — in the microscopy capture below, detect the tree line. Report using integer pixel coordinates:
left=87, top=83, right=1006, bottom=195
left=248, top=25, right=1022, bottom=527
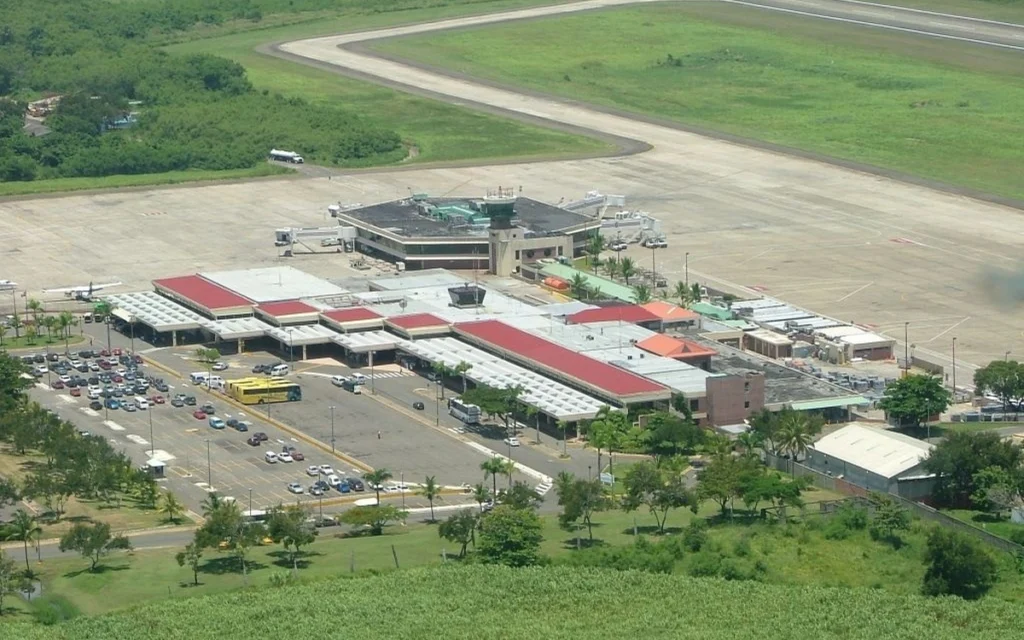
left=0, top=0, right=408, bottom=182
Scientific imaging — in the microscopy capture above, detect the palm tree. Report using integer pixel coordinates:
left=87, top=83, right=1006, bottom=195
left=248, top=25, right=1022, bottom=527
left=472, top=483, right=491, bottom=512
left=619, top=257, right=637, bottom=286
left=26, top=298, right=42, bottom=328
left=480, top=457, right=506, bottom=497
left=363, top=468, right=393, bottom=505
left=569, top=273, right=589, bottom=300
left=586, top=233, right=604, bottom=272
left=778, top=412, right=816, bottom=460
left=673, top=281, right=690, bottom=307
left=42, top=316, right=57, bottom=343
left=9, top=314, right=21, bottom=340
left=554, top=471, right=575, bottom=503
left=500, top=458, right=517, bottom=489
left=418, top=475, right=442, bottom=522
left=735, top=431, right=762, bottom=458
left=432, top=361, right=452, bottom=399
left=58, top=310, right=74, bottom=351
left=25, top=324, right=37, bottom=345
left=454, top=361, right=473, bottom=394
left=201, top=492, right=224, bottom=518
left=604, top=257, right=619, bottom=279
left=6, top=509, right=41, bottom=574
left=689, top=283, right=702, bottom=306
left=632, top=284, right=653, bottom=304
left=194, top=348, right=220, bottom=389
left=160, top=492, right=186, bottom=524
left=0, top=324, right=6, bottom=346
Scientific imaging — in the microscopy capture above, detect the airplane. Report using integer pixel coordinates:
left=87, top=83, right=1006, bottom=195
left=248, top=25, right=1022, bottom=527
left=0, top=280, right=16, bottom=291
left=42, top=281, right=122, bottom=302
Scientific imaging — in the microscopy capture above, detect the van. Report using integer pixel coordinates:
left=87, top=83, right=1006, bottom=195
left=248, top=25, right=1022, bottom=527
left=190, top=372, right=210, bottom=385
left=342, top=379, right=362, bottom=394
left=270, top=364, right=290, bottom=376
left=208, top=375, right=225, bottom=390
left=350, top=372, right=367, bottom=385
left=135, top=397, right=149, bottom=410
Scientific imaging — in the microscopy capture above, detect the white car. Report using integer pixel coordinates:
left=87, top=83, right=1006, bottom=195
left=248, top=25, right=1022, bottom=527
left=59, top=374, right=71, bottom=384
left=326, top=474, right=343, bottom=488
left=287, top=482, right=304, bottom=494
left=331, top=375, right=347, bottom=387
left=610, top=241, right=628, bottom=251
left=318, top=464, right=334, bottom=476
left=264, top=451, right=279, bottom=464
left=87, top=388, right=100, bottom=400
left=503, top=437, right=521, bottom=447
left=69, top=359, right=82, bottom=368
left=212, top=362, right=228, bottom=371
left=306, top=465, right=320, bottom=477
left=278, top=452, right=294, bottom=463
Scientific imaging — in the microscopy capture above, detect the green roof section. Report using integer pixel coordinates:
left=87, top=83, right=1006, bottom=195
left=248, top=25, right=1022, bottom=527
left=789, top=396, right=871, bottom=411
left=540, top=263, right=635, bottom=302
left=690, top=302, right=734, bottom=321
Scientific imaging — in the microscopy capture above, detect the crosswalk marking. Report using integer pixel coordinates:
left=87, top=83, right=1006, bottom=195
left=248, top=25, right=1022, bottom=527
left=80, top=408, right=99, bottom=417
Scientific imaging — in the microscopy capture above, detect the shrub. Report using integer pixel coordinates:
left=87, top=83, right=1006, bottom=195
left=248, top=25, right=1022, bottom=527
left=734, top=536, right=752, bottom=558
left=681, top=520, right=709, bottom=552
left=31, top=594, right=81, bottom=626
left=688, top=550, right=723, bottom=577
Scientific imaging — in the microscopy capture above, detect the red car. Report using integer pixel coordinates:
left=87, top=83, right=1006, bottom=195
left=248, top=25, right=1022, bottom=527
left=52, top=380, right=65, bottom=390
left=150, top=395, right=165, bottom=405
left=112, top=374, right=123, bottom=383
left=193, top=410, right=206, bottom=420
left=112, top=348, right=122, bottom=356
left=98, top=360, right=112, bottom=370
left=292, top=451, right=305, bottom=461
left=100, top=349, right=110, bottom=357
left=70, top=387, right=81, bottom=397
left=134, top=354, right=143, bottom=364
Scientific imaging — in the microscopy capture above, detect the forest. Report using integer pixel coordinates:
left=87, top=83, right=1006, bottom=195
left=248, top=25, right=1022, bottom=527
left=0, top=0, right=418, bottom=182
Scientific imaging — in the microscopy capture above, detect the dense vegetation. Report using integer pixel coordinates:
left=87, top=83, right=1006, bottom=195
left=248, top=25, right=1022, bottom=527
left=8, top=564, right=1024, bottom=639
left=0, top=0, right=417, bottom=182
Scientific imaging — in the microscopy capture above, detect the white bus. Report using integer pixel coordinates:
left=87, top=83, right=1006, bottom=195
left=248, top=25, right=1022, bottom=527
left=269, top=149, right=304, bottom=164
left=448, top=397, right=482, bottom=425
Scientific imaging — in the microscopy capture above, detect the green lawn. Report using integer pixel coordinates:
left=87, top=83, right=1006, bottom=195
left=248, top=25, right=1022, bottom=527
left=936, top=421, right=1024, bottom=435
left=371, top=2, right=1024, bottom=199
left=886, top=0, right=1024, bottom=22
left=0, top=165, right=291, bottom=199
left=12, top=481, right=1024, bottom=621
left=0, top=335, right=85, bottom=351
left=944, top=508, right=1024, bottom=543
left=164, top=0, right=611, bottom=166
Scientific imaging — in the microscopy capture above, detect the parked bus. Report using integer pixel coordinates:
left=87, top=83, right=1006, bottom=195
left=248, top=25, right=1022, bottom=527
left=448, top=397, right=481, bottom=425
left=227, top=377, right=302, bottom=405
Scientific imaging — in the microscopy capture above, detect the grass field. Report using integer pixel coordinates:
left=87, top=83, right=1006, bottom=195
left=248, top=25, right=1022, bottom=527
left=944, top=507, right=1024, bottom=542
left=886, top=0, right=1024, bottom=22
left=371, top=2, right=1024, bottom=200
left=935, top=421, right=1024, bottom=435
left=0, top=166, right=292, bottom=199
left=164, top=0, right=611, bottom=166
left=6, top=481, right=1024, bottom=621
left=0, top=335, right=85, bottom=351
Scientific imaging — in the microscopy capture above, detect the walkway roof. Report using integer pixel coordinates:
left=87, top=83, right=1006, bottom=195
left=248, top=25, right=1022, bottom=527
left=153, top=275, right=252, bottom=316
left=332, top=330, right=401, bottom=353
left=398, top=337, right=606, bottom=421
left=454, top=320, right=669, bottom=403
left=104, top=292, right=203, bottom=332
left=200, top=317, right=274, bottom=341
left=267, top=324, right=338, bottom=346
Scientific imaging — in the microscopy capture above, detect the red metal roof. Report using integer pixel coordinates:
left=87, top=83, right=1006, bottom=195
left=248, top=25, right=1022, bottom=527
left=153, top=275, right=250, bottom=311
left=321, top=307, right=383, bottom=323
left=637, top=334, right=717, bottom=359
left=387, top=313, right=448, bottom=330
left=566, top=305, right=661, bottom=325
left=456, top=320, right=666, bottom=397
left=256, top=300, right=318, bottom=317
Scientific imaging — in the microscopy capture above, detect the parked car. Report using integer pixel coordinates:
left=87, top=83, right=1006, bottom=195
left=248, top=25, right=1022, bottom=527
left=123, top=403, right=137, bottom=413
left=253, top=432, right=269, bottom=442
left=412, top=401, right=425, bottom=410
left=291, top=451, right=305, bottom=462
left=235, top=421, right=251, bottom=432
left=184, top=396, right=197, bottom=406
left=170, top=396, right=184, bottom=407
left=278, top=452, right=294, bottom=463
left=212, top=362, right=228, bottom=371
left=89, top=400, right=103, bottom=411
left=154, top=382, right=169, bottom=393
left=609, top=241, right=628, bottom=251
left=308, top=485, right=323, bottom=497
left=337, top=480, right=351, bottom=494
left=503, top=437, right=521, bottom=447
left=347, top=478, right=365, bottom=492
left=246, top=435, right=262, bottom=447
left=287, top=482, right=304, bottom=495
left=209, top=417, right=226, bottom=429
left=193, top=410, right=207, bottom=420
left=105, top=399, right=120, bottom=410
left=306, top=465, right=320, bottom=477
left=326, top=474, right=343, bottom=488
left=200, top=403, right=215, bottom=415
left=318, top=464, right=334, bottom=476
left=251, top=364, right=270, bottom=374
left=264, top=451, right=278, bottom=464
left=151, top=395, right=165, bottom=405
left=52, top=380, right=65, bottom=390
left=69, top=387, right=81, bottom=397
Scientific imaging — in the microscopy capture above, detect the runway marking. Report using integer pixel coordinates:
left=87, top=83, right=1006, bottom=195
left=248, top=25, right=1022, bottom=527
left=721, top=0, right=1024, bottom=51
left=836, top=282, right=874, bottom=302
left=926, top=316, right=972, bottom=343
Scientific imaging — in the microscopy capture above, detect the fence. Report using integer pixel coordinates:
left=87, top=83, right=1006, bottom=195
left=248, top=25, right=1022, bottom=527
left=764, top=453, right=1024, bottom=555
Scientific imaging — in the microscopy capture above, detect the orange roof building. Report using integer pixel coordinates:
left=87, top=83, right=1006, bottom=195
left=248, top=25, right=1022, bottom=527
left=637, top=334, right=717, bottom=370
left=641, top=301, right=700, bottom=328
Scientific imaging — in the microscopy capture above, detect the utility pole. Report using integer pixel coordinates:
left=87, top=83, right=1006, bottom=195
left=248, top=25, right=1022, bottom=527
left=330, top=405, right=336, bottom=453
left=148, top=408, right=154, bottom=457
left=951, top=337, right=957, bottom=400
left=903, top=322, right=910, bottom=376
left=685, top=252, right=690, bottom=288
left=206, top=439, right=212, bottom=489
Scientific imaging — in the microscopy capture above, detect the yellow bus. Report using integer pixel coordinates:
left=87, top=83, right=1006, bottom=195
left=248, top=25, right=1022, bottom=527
left=227, top=377, right=302, bottom=405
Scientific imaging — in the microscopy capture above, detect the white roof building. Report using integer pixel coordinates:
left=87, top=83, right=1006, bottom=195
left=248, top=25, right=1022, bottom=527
left=809, top=423, right=933, bottom=480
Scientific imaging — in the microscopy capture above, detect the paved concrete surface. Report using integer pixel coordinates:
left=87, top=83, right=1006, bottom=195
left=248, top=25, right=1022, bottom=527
left=2, top=0, right=1022, bottom=376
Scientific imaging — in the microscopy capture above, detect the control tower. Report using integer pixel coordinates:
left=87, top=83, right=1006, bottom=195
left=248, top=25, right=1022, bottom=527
left=485, top=187, right=521, bottom=275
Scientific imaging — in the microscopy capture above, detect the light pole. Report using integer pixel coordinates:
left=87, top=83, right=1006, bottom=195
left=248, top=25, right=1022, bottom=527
left=685, top=252, right=690, bottom=288
left=129, top=315, right=136, bottom=354
left=148, top=408, right=154, bottom=456
left=1006, top=351, right=1012, bottom=362
left=401, top=471, right=406, bottom=509
left=951, top=337, right=957, bottom=399
left=248, top=488, right=253, bottom=516
left=206, top=439, right=212, bottom=489
left=650, top=245, right=657, bottom=287
left=435, top=378, right=440, bottom=427
left=330, top=405, right=336, bottom=454
left=369, top=350, right=375, bottom=395
left=903, top=322, right=910, bottom=375
left=287, top=329, right=294, bottom=362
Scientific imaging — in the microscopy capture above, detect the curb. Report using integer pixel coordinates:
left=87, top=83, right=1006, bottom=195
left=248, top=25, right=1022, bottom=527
left=141, top=356, right=374, bottom=473
left=0, top=523, right=197, bottom=550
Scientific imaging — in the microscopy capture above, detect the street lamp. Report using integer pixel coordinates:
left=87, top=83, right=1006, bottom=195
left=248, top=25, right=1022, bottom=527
left=650, top=244, right=657, bottom=287
left=903, top=322, right=910, bottom=374
left=329, top=405, right=336, bottom=454
left=401, top=471, right=406, bottom=509
left=685, top=252, right=690, bottom=288
left=369, top=350, right=376, bottom=395
left=951, top=337, right=957, bottom=399
left=206, top=439, right=212, bottom=489
left=435, top=378, right=441, bottom=427
left=248, top=488, right=253, bottom=516
left=286, top=329, right=294, bottom=362
left=129, top=314, right=136, bottom=355
left=1006, top=351, right=1012, bottom=362
left=148, top=407, right=154, bottom=456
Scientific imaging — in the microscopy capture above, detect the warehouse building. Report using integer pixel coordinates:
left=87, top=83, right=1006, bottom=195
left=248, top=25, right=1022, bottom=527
left=805, top=423, right=935, bottom=499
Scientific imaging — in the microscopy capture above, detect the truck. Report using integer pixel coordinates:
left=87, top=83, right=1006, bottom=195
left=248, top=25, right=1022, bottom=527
left=269, top=149, right=304, bottom=164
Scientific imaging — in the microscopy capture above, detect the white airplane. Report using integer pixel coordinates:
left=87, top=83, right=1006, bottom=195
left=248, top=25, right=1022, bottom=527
left=43, top=281, right=122, bottom=300
left=0, top=280, right=16, bottom=291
